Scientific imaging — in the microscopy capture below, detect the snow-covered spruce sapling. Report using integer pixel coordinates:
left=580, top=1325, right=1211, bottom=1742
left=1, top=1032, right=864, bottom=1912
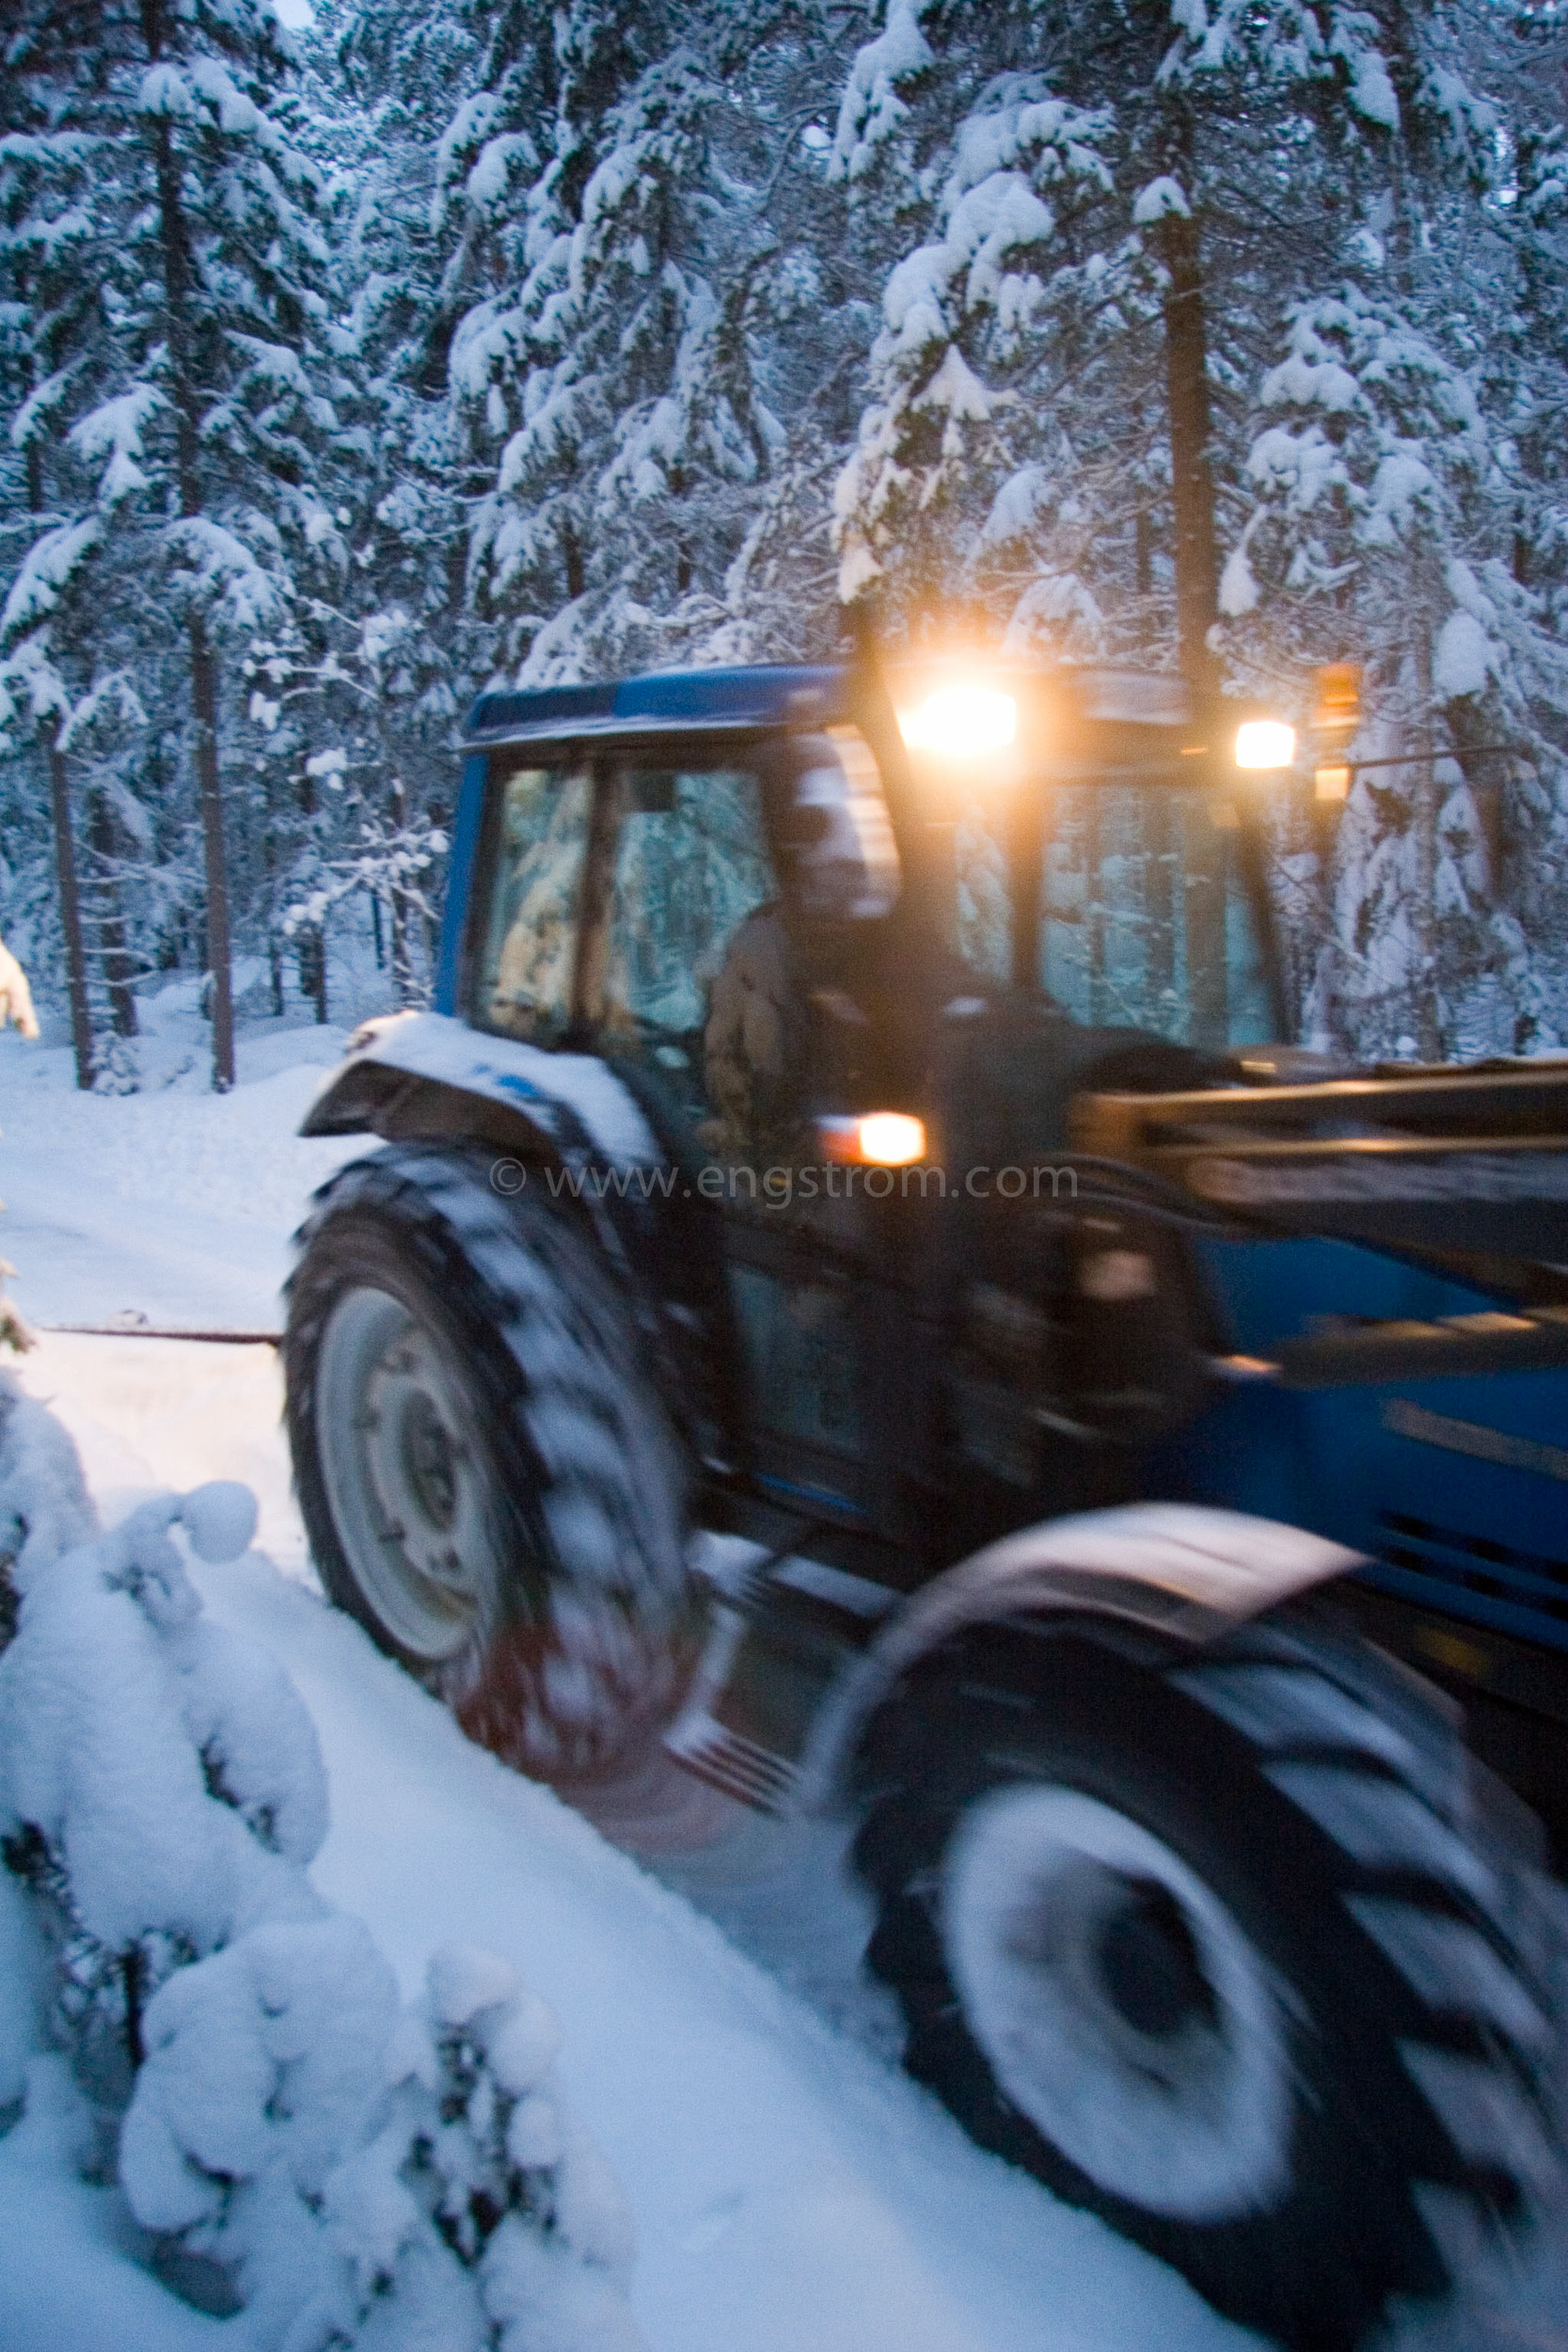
left=300, top=1943, right=643, bottom=2352
left=119, top=1910, right=403, bottom=2329
left=0, top=1465, right=330, bottom=2153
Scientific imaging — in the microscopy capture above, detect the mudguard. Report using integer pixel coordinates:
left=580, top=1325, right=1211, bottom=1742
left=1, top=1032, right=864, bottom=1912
left=299, top=1009, right=664, bottom=1168
left=796, top=1503, right=1365, bottom=1810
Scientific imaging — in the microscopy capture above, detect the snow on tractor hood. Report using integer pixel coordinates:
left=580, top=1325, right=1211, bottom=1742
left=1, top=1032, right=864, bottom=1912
left=300, top=1009, right=662, bottom=1168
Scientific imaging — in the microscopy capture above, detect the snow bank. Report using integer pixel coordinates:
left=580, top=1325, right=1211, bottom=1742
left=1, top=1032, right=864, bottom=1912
left=0, top=1012, right=364, bottom=1331
left=0, top=1383, right=644, bottom=2350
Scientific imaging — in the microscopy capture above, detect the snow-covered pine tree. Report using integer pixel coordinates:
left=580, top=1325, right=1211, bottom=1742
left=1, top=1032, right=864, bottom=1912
left=1, top=0, right=341, bottom=1087
left=829, top=6, right=1124, bottom=658
left=452, top=0, right=869, bottom=684
left=1215, top=0, right=1568, bottom=1055
left=0, top=4, right=127, bottom=1087
left=244, top=0, right=497, bottom=1009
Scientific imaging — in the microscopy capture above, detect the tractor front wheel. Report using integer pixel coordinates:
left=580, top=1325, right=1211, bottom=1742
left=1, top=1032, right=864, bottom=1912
left=285, top=1145, right=697, bottom=1782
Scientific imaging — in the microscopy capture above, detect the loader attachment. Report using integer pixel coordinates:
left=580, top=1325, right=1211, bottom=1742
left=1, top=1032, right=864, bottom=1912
left=1072, top=1058, right=1568, bottom=1267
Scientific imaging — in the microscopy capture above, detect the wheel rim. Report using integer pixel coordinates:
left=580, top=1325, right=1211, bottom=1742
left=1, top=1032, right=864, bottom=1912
left=316, top=1285, right=500, bottom=1661
left=942, top=1784, right=1293, bottom=2221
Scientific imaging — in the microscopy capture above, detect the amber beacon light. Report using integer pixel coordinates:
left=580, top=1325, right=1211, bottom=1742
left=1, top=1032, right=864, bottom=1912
left=819, top=1112, right=927, bottom=1167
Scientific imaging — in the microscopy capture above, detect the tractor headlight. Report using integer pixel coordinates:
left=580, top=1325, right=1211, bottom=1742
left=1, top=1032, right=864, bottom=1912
left=897, top=683, right=1018, bottom=759
left=1235, top=720, right=1296, bottom=771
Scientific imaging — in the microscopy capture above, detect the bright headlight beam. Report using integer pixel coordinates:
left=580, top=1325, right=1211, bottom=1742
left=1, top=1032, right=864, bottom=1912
left=897, top=685, right=1018, bottom=759
left=1235, top=720, right=1296, bottom=771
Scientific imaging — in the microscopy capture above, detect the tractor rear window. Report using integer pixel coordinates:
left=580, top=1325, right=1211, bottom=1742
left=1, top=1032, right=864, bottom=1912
left=476, top=761, right=591, bottom=1042
left=957, top=780, right=1275, bottom=1051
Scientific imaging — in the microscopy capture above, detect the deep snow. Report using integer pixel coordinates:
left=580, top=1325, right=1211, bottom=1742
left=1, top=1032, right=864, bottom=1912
left=0, top=999, right=1255, bottom=2349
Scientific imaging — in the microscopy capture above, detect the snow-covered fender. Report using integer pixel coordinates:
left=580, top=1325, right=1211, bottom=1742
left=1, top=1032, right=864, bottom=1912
left=797, top=1503, right=1366, bottom=1811
left=298, top=1009, right=739, bottom=1458
left=299, top=1008, right=665, bottom=1168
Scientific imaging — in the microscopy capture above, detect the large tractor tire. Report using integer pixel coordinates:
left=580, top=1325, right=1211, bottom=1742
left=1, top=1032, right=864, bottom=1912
left=284, top=1145, right=697, bottom=1781
left=852, top=1612, right=1566, bottom=2350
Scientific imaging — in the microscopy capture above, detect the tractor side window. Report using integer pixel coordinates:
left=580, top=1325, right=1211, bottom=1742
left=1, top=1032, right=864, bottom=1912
left=591, top=766, right=781, bottom=1147
left=476, top=761, right=591, bottom=1042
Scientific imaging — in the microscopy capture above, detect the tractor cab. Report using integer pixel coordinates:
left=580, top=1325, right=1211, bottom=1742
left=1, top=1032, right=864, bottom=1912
left=406, top=660, right=1306, bottom=1549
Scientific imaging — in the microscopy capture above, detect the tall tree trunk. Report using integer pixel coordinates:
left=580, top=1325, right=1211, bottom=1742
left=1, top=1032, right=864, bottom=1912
left=87, top=793, right=138, bottom=1038
left=25, top=362, right=94, bottom=1087
left=1155, top=111, right=1227, bottom=1041
left=145, top=21, right=236, bottom=1092
left=1158, top=199, right=1220, bottom=698
left=189, top=613, right=235, bottom=1088
left=46, top=739, right=94, bottom=1089
left=1409, top=624, right=1441, bottom=1060
left=389, top=777, right=413, bottom=1005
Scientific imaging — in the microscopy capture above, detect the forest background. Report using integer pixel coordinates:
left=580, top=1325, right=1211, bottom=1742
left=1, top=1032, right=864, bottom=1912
left=4, top=0, right=1568, bottom=1089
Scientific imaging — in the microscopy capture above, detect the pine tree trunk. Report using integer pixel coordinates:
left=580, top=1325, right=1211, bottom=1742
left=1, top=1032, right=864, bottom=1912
left=87, top=793, right=138, bottom=1038
left=1157, top=199, right=1220, bottom=698
left=1410, top=625, right=1441, bottom=1060
left=189, top=613, right=235, bottom=1089
left=145, top=36, right=236, bottom=1093
left=26, top=371, right=94, bottom=1087
left=1153, top=114, right=1227, bottom=1042
left=389, top=778, right=413, bottom=1005
left=46, top=739, right=95, bottom=1089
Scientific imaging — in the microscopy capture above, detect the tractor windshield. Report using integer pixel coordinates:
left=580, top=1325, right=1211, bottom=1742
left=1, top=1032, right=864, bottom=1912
left=954, top=776, right=1277, bottom=1053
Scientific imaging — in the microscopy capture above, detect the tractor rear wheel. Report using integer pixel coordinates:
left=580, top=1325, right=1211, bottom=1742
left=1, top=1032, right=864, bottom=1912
left=853, top=1615, right=1566, bottom=2350
left=284, top=1144, right=697, bottom=1781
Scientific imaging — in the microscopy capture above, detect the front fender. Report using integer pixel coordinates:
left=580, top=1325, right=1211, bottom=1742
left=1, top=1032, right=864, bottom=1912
left=300, top=1009, right=663, bottom=1168
left=797, top=1502, right=1365, bottom=1810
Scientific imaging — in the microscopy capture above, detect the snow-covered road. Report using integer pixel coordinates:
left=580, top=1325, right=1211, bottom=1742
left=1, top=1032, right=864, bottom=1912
left=0, top=1020, right=1252, bottom=2350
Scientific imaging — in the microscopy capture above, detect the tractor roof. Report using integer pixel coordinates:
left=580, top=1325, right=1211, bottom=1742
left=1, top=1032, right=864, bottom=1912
left=462, top=664, right=853, bottom=748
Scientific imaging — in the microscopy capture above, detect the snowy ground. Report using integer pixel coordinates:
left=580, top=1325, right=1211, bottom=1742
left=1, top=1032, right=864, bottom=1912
left=0, top=998, right=1254, bottom=2350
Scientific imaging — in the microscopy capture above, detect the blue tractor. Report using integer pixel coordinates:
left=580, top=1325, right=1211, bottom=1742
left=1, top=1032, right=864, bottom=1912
left=284, top=659, right=1568, bottom=2348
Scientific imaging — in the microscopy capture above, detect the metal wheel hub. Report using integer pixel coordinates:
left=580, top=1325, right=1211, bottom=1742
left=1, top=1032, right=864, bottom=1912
left=317, top=1286, right=499, bottom=1661
left=942, top=1783, right=1293, bottom=2221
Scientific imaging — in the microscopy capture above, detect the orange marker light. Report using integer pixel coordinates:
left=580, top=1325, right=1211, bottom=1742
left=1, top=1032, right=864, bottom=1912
left=819, top=1113, right=927, bottom=1167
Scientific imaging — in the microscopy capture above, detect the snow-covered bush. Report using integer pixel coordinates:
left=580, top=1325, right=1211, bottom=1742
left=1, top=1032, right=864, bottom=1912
left=0, top=1427, right=318, bottom=2139
left=218, top=1941, right=646, bottom=2352
left=120, top=1912, right=402, bottom=2328
left=118, top=1932, right=645, bottom=2350
left=0, top=1378, right=644, bottom=2349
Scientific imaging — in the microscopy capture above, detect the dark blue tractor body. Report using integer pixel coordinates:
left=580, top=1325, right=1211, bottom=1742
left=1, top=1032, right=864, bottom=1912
left=289, top=660, right=1568, bottom=2348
